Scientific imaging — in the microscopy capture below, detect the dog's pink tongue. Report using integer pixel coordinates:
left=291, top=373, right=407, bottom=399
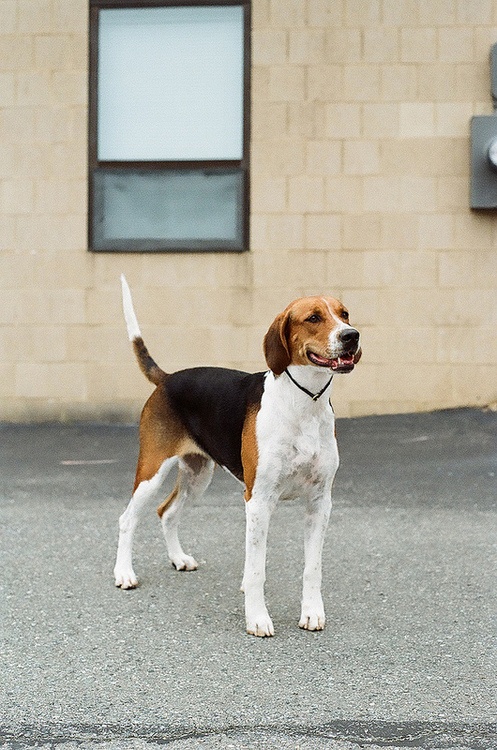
left=312, top=353, right=334, bottom=366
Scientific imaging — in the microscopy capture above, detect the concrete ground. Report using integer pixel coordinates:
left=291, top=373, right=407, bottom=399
left=1, top=408, right=496, bottom=750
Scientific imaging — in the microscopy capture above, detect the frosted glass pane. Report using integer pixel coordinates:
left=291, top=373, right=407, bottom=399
left=92, top=168, right=244, bottom=251
left=98, top=7, right=244, bottom=161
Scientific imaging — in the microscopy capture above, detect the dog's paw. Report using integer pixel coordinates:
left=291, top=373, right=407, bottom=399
left=114, top=568, right=139, bottom=589
left=299, top=607, right=325, bottom=631
left=170, top=553, right=198, bottom=571
left=246, top=610, right=275, bottom=637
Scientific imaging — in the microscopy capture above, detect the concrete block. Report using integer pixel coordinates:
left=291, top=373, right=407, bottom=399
left=381, top=65, right=417, bottom=101
left=380, top=215, right=419, bottom=249
left=450, top=365, right=497, bottom=407
left=363, top=28, right=399, bottom=63
left=269, top=0, right=306, bottom=28
left=382, top=0, right=419, bottom=25
left=417, top=64, right=457, bottom=102
left=51, top=0, right=88, bottom=34
left=15, top=363, right=50, bottom=398
left=418, top=214, right=455, bottom=249
left=342, top=213, right=381, bottom=250
left=0, top=72, right=15, bottom=105
left=251, top=139, right=305, bottom=176
left=438, top=27, right=474, bottom=63
left=252, top=30, right=287, bottom=65
left=362, top=103, right=400, bottom=138
left=325, top=103, right=361, bottom=138
left=326, top=250, right=365, bottom=289
left=457, top=0, right=492, bottom=23
left=0, top=1, right=16, bottom=33
left=399, top=177, right=437, bottom=212
left=34, top=35, right=73, bottom=70
left=266, top=214, right=305, bottom=250
left=268, top=65, right=305, bottom=101
left=343, top=65, right=380, bottom=102
left=304, top=214, right=341, bottom=250
left=288, top=175, right=325, bottom=212
left=419, top=0, right=457, bottom=25
left=325, top=176, right=363, bottom=213
left=51, top=72, right=87, bottom=106
left=400, top=28, right=437, bottom=63
left=34, top=107, right=74, bottom=144
left=0, top=217, right=17, bottom=251
left=344, top=140, right=380, bottom=175
left=307, top=0, right=344, bottom=28
left=0, top=179, right=34, bottom=214
left=251, top=176, right=287, bottom=212
left=363, top=176, right=400, bottom=211
left=0, top=35, right=33, bottom=71
left=436, top=176, right=467, bottom=210
left=49, top=289, right=86, bottom=325
left=455, top=63, right=487, bottom=102
left=344, top=0, right=380, bottom=26
left=399, top=103, right=436, bottom=137
left=286, top=102, right=318, bottom=139
left=439, top=252, right=476, bottom=288
left=325, top=29, right=361, bottom=63
left=454, top=214, right=494, bottom=249
left=435, top=103, right=473, bottom=137
left=381, top=137, right=467, bottom=176
left=289, top=29, right=325, bottom=64
left=0, top=106, right=36, bottom=142
left=0, top=365, right=15, bottom=398
left=35, top=179, right=86, bottom=215
left=17, top=0, right=52, bottom=34
left=307, top=65, right=343, bottom=102
left=251, top=0, right=270, bottom=28
left=364, top=250, right=438, bottom=288
left=251, top=101, right=287, bottom=140
left=306, top=140, right=341, bottom=175
left=16, top=72, right=51, bottom=106
left=286, top=250, right=329, bottom=291
left=28, top=326, right=67, bottom=363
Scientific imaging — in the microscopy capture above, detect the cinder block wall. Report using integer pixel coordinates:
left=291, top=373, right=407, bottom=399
left=1, top=0, right=496, bottom=421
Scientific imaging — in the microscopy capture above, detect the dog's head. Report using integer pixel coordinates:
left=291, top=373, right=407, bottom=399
left=263, top=296, right=362, bottom=376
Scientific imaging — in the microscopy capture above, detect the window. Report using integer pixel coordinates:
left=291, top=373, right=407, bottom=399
left=89, top=1, right=250, bottom=252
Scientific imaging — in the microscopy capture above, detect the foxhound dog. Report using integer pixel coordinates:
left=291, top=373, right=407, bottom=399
left=114, top=276, right=361, bottom=636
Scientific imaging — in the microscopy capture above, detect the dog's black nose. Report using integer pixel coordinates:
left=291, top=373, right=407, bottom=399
left=339, top=328, right=360, bottom=347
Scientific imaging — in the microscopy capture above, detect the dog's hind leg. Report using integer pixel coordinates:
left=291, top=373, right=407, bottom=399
left=114, top=456, right=178, bottom=589
left=157, top=454, right=214, bottom=571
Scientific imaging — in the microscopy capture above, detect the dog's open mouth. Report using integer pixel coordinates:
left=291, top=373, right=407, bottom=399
left=307, top=350, right=356, bottom=372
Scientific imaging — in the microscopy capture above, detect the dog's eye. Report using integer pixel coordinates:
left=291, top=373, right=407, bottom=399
left=306, top=314, right=322, bottom=324
left=341, top=311, right=349, bottom=321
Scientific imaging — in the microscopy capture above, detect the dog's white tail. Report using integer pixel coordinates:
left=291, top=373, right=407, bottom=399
left=121, top=274, right=141, bottom=342
left=120, top=275, right=166, bottom=386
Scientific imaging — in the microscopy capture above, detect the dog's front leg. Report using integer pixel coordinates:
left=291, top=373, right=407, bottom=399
left=242, top=492, right=278, bottom=637
left=299, top=489, right=332, bottom=631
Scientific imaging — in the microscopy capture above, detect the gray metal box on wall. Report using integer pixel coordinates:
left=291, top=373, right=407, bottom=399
left=470, top=115, right=497, bottom=209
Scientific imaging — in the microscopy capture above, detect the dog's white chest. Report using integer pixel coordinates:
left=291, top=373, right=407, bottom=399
left=255, top=383, right=338, bottom=500
left=284, top=415, right=337, bottom=496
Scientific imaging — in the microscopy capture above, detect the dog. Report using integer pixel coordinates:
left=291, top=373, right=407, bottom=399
left=114, top=276, right=361, bottom=636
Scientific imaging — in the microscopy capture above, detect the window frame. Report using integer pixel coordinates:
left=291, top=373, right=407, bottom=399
left=88, top=0, right=251, bottom=254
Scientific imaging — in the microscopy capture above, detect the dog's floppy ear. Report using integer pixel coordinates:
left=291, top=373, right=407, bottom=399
left=263, top=310, right=292, bottom=375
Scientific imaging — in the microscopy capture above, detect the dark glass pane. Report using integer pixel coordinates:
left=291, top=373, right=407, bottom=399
left=92, top=168, right=245, bottom=252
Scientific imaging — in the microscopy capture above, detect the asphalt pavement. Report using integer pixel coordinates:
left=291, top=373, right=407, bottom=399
left=1, top=408, right=496, bottom=750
